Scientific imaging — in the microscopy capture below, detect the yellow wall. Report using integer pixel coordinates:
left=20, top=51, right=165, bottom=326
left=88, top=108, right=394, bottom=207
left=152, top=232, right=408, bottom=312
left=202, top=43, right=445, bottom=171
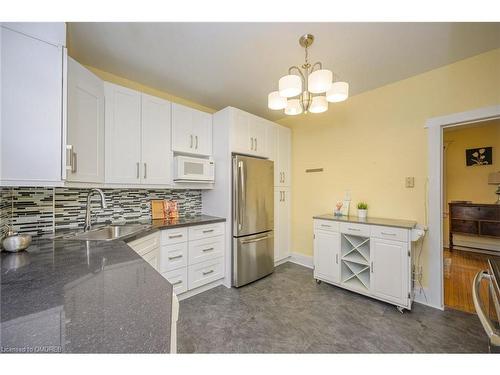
left=443, top=120, right=500, bottom=248
left=84, top=65, right=216, bottom=114
left=278, top=48, right=500, bottom=286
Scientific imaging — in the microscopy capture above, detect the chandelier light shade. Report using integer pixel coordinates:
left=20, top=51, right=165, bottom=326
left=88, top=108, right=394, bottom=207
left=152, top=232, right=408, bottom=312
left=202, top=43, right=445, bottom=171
left=309, top=96, right=328, bottom=113
left=326, top=81, right=349, bottom=103
left=285, top=99, right=303, bottom=115
left=268, top=91, right=288, bottom=110
left=268, top=34, right=349, bottom=115
left=308, top=69, right=332, bottom=94
left=279, top=74, right=302, bottom=98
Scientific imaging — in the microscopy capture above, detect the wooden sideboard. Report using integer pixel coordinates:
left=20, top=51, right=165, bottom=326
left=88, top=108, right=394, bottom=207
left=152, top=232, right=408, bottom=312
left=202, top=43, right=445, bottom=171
left=449, top=202, right=500, bottom=249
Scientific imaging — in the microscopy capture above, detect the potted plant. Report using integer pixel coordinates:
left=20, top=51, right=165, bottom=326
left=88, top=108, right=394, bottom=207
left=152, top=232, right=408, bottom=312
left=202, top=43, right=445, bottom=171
left=357, top=202, right=368, bottom=219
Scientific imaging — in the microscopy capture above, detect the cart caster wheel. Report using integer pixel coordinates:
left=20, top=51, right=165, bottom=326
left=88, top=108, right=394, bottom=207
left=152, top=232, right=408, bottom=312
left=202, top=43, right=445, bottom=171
left=315, top=279, right=322, bottom=284
left=396, top=306, right=405, bottom=314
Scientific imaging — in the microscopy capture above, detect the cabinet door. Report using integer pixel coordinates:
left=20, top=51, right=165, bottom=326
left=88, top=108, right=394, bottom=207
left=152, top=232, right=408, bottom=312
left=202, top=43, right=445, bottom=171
left=171, top=103, right=194, bottom=154
left=371, top=238, right=409, bottom=305
left=274, top=187, right=291, bottom=262
left=231, top=110, right=251, bottom=154
left=313, top=230, right=340, bottom=283
left=67, top=57, right=104, bottom=183
left=277, top=126, right=291, bottom=187
left=1, top=27, right=64, bottom=183
left=191, top=110, right=213, bottom=156
left=141, top=93, right=172, bottom=185
left=250, top=118, right=268, bottom=157
left=104, top=82, right=142, bottom=183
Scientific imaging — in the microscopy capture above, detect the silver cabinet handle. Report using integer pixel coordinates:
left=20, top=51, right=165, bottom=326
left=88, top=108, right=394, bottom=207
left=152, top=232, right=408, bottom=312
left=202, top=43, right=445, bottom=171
left=381, top=232, right=396, bottom=236
left=202, top=247, right=214, bottom=252
left=66, top=145, right=75, bottom=172
left=250, top=137, right=254, bottom=150
left=348, top=227, right=361, bottom=232
left=321, top=224, right=331, bottom=228
left=370, top=261, right=374, bottom=273
left=241, top=235, right=270, bottom=244
left=472, top=271, right=500, bottom=346
left=136, top=162, right=140, bottom=179
left=202, top=269, right=214, bottom=276
left=255, top=138, right=258, bottom=151
left=282, top=172, right=285, bottom=183
left=282, top=191, right=285, bottom=202
left=195, top=135, right=198, bottom=149
left=190, top=134, right=193, bottom=148
left=203, top=229, right=214, bottom=233
left=72, top=151, right=77, bottom=173
left=144, top=163, right=147, bottom=179
left=238, top=160, right=245, bottom=230
left=172, top=280, right=183, bottom=286
left=168, top=255, right=183, bottom=260
left=336, top=254, right=339, bottom=264
left=169, top=233, right=183, bottom=239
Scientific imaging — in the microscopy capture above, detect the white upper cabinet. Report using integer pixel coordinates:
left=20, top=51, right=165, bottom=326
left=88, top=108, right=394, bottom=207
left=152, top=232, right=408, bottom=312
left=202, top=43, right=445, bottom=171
left=1, top=25, right=66, bottom=185
left=2, top=22, right=66, bottom=46
left=276, top=126, right=291, bottom=187
left=171, top=103, right=212, bottom=156
left=231, top=109, right=268, bottom=158
left=104, top=82, right=172, bottom=186
left=104, top=82, right=142, bottom=184
left=67, top=57, right=105, bottom=183
left=141, top=93, right=172, bottom=185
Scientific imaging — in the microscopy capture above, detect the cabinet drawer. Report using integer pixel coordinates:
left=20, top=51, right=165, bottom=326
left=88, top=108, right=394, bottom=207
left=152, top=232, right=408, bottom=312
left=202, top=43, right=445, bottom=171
left=340, top=222, right=370, bottom=237
left=188, top=257, right=224, bottom=290
left=160, top=242, right=188, bottom=272
left=451, top=219, right=479, bottom=235
left=314, top=220, right=339, bottom=232
left=163, top=268, right=188, bottom=295
left=128, top=232, right=160, bottom=256
left=161, top=227, right=188, bottom=245
left=188, top=222, right=225, bottom=241
left=189, top=236, right=225, bottom=265
left=371, top=225, right=408, bottom=242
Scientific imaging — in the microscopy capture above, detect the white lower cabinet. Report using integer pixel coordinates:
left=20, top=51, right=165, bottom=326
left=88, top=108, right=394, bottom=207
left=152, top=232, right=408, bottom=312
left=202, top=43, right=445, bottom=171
left=313, top=218, right=412, bottom=309
left=127, top=232, right=161, bottom=271
left=313, top=230, right=340, bottom=284
left=160, top=222, right=225, bottom=297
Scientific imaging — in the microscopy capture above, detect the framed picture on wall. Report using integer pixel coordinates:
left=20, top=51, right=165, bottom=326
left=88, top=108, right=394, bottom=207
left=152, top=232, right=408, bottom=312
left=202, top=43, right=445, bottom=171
left=465, top=146, right=492, bottom=166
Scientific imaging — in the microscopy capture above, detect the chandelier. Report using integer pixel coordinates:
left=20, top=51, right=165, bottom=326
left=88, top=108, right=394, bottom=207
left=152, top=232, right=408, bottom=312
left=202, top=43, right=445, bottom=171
left=268, top=34, right=349, bottom=115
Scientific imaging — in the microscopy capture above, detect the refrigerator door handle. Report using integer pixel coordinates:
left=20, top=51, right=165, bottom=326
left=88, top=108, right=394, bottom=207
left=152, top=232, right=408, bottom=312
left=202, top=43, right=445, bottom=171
left=241, top=234, right=271, bottom=244
left=238, top=160, right=245, bottom=231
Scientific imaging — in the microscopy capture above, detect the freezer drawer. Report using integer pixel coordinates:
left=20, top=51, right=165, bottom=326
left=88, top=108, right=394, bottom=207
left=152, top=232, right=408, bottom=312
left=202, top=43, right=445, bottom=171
left=233, top=231, right=274, bottom=287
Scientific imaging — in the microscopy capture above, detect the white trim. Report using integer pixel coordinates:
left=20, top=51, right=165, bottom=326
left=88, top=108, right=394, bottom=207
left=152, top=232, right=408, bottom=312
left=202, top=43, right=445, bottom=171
left=289, top=252, right=314, bottom=269
left=176, top=279, right=223, bottom=301
left=274, top=256, right=291, bottom=267
left=426, top=104, right=500, bottom=310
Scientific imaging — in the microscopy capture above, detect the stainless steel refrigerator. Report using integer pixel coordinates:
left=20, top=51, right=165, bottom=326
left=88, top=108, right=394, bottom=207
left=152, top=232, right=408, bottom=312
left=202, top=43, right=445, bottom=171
left=232, top=154, right=274, bottom=287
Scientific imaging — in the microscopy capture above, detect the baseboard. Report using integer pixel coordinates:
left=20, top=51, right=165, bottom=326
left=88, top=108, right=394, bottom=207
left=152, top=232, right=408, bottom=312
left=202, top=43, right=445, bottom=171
left=289, top=252, right=314, bottom=269
left=274, top=256, right=291, bottom=267
left=177, top=279, right=223, bottom=301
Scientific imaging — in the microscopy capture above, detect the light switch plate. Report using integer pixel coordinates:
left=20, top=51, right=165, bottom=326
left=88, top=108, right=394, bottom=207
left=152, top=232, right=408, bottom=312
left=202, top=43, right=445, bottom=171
left=405, top=177, right=415, bottom=188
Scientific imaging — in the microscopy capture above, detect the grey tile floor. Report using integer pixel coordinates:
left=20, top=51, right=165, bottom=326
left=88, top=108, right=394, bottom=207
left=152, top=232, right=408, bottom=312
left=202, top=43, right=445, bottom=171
left=177, top=262, right=489, bottom=353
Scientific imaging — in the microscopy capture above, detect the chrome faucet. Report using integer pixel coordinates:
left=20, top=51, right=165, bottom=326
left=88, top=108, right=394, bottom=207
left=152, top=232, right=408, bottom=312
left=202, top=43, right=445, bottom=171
left=84, top=188, right=107, bottom=231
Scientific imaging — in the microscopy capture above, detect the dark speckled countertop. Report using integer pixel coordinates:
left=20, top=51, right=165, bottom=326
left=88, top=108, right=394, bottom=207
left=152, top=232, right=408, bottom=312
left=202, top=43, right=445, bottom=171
left=0, top=215, right=225, bottom=353
left=313, top=213, right=416, bottom=229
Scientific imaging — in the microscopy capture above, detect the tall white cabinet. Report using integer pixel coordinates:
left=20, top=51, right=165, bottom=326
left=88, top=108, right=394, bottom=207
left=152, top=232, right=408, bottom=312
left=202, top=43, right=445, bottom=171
left=67, top=57, right=105, bottom=183
left=313, top=217, right=414, bottom=310
left=1, top=23, right=67, bottom=186
left=104, top=82, right=172, bottom=185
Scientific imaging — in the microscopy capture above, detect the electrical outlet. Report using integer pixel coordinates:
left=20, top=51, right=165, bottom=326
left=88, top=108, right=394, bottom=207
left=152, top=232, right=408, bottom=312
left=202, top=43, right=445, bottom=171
left=405, top=177, right=415, bottom=188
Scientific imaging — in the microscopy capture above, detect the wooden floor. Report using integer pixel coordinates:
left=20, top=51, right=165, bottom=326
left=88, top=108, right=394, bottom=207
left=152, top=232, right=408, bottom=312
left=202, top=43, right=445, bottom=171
left=444, top=248, right=499, bottom=314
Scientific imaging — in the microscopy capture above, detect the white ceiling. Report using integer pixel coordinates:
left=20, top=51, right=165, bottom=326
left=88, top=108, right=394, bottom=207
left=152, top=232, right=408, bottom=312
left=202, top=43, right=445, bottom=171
left=68, top=22, right=500, bottom=120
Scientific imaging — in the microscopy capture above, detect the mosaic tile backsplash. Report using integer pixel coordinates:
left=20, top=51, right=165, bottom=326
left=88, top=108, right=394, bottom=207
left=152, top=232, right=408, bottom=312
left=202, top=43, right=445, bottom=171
left=0, top=187, right=202, bottom=238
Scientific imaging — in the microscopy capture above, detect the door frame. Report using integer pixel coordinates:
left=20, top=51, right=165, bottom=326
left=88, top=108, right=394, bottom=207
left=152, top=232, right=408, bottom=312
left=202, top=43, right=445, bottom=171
left=425, top=104, right=500, bottom=310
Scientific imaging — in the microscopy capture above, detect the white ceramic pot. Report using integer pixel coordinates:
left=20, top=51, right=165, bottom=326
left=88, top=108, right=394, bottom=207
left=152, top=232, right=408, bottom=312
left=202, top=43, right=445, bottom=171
left=357, top=209, right=367, bottom=219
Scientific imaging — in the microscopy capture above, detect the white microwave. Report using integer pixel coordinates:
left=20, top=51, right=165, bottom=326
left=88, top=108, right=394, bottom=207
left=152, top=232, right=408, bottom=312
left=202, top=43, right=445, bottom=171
left=173, top=156, right=215, bottom=183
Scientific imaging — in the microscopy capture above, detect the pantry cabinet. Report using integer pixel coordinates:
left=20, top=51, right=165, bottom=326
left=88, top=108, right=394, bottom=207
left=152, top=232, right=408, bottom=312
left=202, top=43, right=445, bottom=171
left=104, top=82, right=172, bottom=185
left=276, top=126, right=291, bottom=187
left=66, top=57, right=105, bottom=183
left=171, top=103, right=212, bottom=156
left=274, top=187, right=291, bottom=263
left=1, top=24, right=67, bottom=185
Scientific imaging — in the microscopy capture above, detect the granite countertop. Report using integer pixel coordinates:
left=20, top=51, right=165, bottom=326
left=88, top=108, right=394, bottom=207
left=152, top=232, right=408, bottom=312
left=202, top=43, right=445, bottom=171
left=313, top=213, right=417, bottom=229
left=0, top=214, right=226, bottom=353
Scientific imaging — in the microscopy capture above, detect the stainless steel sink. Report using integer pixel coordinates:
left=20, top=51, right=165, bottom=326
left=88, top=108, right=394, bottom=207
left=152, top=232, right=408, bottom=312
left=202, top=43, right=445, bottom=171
left=64, top=224, right=147, bottom=241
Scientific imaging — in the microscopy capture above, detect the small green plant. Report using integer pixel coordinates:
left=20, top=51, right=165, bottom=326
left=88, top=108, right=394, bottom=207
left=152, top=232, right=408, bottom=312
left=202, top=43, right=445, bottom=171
left=357, top=202, right=368, bottom=210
